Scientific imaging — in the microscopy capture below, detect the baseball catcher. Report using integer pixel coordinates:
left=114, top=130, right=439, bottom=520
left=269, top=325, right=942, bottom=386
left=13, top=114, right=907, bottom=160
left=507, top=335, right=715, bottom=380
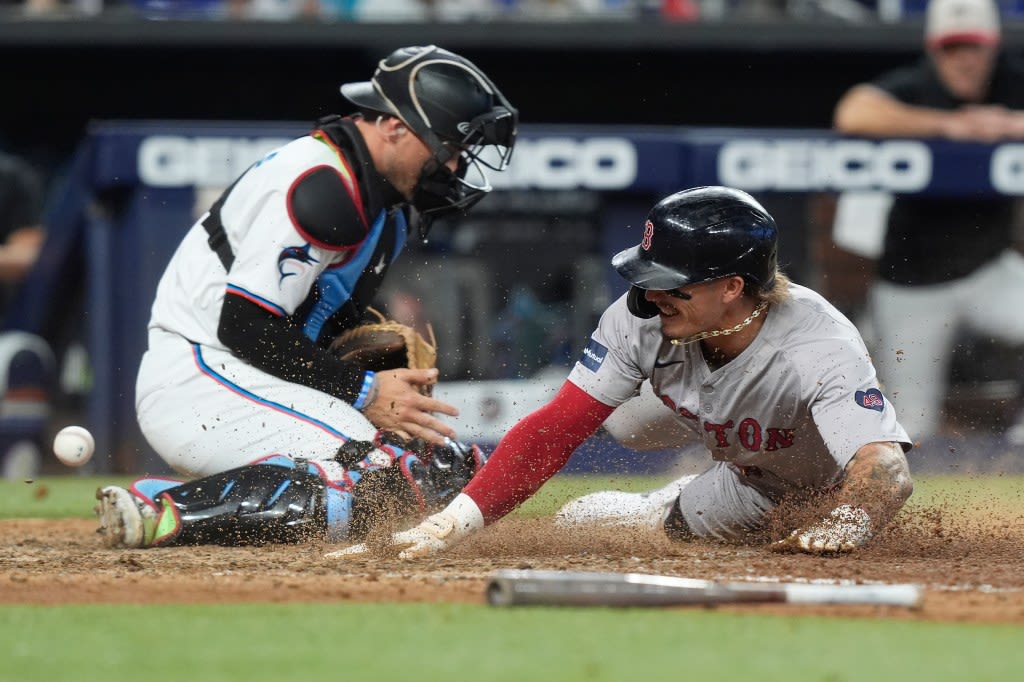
left=98, top=311, right=488, bottom=548
left=95, top=45, right=515, bottom=548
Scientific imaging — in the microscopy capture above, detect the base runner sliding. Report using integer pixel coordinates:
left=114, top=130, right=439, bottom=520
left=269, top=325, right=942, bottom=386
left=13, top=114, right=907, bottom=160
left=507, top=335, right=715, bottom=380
left=333, top=186, right=915, bottom=559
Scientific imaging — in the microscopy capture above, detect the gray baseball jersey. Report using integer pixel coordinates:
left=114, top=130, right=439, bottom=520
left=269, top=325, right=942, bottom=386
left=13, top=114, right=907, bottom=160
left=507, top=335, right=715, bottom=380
left=568, top=283, right=911, bottom=502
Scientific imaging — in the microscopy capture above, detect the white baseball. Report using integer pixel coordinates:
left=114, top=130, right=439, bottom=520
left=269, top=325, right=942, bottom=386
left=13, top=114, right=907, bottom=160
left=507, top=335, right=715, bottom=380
left=53, top=425, right=95, bottom=467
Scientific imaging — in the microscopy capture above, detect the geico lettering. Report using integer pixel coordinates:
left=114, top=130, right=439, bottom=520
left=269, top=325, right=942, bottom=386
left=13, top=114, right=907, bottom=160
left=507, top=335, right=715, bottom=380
left=491, top=137, right=637, bottom=190
left=826, top=140, right=877, bottom=188
left=990, top=144, right=1024, bottom=194
left=717, top=139, right=930, bottom=192
left=874, top=142, right=931, bottom=190
left=138, top=136, right=292, bottom=188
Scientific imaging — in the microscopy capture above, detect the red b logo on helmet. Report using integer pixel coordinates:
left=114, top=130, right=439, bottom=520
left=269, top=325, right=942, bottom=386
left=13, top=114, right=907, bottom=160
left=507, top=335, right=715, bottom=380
left=641, top=219, right=654, bottom=250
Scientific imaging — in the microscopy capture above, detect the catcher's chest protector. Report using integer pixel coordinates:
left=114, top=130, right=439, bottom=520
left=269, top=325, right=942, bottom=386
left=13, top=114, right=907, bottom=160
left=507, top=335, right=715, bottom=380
left=303, top=208, right=407, bottom=343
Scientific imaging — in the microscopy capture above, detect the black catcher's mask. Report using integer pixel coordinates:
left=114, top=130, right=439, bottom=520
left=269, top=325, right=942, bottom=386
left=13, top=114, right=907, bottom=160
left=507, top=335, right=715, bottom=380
left=341, top=45, right=518, bottom=236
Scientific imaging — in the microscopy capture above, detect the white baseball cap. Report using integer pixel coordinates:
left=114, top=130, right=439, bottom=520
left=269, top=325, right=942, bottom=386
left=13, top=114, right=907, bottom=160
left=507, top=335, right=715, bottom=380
left=925, top=0, right=1001, bottom=47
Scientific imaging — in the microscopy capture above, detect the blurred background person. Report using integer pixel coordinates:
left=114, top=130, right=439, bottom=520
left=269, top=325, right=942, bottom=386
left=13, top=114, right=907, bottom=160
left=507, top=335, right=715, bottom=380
left=0, top=151, right=45, bottom=299
left=832, top=0, right=1024, bottom=453
left=0, top=150, right=56, bottom=480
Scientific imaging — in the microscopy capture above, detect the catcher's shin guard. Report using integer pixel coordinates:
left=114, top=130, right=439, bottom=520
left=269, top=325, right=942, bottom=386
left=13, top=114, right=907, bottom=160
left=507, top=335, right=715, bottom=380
left=147, top=461, right=336, bottom=547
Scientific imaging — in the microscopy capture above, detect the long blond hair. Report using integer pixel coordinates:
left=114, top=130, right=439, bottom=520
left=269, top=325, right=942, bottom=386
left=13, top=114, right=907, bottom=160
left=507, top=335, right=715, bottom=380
left=755, top=269, right=791, bottom=306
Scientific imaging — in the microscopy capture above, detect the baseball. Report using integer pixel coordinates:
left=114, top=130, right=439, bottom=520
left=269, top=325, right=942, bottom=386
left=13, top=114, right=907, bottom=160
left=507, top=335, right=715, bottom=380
left=53, top=425, right=95, bottom=467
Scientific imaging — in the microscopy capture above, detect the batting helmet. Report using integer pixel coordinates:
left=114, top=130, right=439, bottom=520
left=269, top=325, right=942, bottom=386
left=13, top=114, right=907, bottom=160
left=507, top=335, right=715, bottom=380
left=612, top=186, right=778, bottom=318
left=341, top=46, right=517, bottom=227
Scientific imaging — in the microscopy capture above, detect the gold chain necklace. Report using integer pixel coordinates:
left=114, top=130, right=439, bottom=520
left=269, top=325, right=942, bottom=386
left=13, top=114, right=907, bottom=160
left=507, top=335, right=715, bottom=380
left=669, top=300, right=770, bottom=346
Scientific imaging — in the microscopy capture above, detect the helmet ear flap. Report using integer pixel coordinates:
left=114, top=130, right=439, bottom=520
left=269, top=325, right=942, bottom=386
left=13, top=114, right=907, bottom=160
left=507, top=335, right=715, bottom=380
left=626, top=286, right=660, bottom=319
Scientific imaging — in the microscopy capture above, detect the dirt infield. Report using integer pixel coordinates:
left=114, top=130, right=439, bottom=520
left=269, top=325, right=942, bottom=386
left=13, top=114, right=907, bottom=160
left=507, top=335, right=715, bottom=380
left=3, top=504, right=1023, bottom=623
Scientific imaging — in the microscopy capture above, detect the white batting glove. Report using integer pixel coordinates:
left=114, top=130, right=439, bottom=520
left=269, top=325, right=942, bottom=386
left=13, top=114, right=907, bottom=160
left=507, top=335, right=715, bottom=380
left=771, top=504, right=873, bottom=554
left=324, top=493, right=484, bottom=560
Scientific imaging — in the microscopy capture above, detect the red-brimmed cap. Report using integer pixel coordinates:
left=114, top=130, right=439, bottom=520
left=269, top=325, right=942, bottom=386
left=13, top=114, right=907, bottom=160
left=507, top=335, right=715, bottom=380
left=926, top=0, right=1001, bottom=47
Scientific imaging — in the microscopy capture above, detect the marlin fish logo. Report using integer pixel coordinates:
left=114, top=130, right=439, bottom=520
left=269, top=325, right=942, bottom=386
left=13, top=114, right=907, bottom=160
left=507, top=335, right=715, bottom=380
left=277, top=244, right=318, bottom=282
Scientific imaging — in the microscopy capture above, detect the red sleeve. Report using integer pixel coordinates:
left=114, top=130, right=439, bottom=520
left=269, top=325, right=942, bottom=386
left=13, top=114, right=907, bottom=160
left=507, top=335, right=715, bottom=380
left=463, top=381, right=616, bottom=523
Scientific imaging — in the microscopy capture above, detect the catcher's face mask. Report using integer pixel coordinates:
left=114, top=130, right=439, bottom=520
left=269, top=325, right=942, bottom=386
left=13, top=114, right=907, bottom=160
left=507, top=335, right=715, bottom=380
left=411, top=107, right=517, bottom=231
left=340, top=46, right=518, bottom=236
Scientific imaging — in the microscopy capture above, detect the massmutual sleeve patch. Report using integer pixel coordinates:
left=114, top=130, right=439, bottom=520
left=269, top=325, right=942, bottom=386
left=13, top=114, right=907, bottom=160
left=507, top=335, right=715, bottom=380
left=579, top=337, right=608, bottom=372
left=855, top=388, right=885, bottom=412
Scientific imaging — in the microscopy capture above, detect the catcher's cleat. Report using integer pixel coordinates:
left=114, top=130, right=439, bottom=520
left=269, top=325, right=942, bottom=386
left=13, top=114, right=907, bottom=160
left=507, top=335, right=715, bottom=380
left=95, top=486, right=155, bottom=548
left=554, top=475, right=698, bottom=532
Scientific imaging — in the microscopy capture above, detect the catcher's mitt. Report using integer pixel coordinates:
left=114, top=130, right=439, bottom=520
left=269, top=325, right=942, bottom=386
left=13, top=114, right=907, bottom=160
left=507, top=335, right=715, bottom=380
left=330, top=307, right=437, bottom=380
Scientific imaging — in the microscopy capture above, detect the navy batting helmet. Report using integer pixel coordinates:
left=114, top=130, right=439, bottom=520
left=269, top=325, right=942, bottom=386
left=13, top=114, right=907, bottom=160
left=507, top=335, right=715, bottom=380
left=612, top=186, right=778, bottom=318
left=341, top=46, right=517, bottom=227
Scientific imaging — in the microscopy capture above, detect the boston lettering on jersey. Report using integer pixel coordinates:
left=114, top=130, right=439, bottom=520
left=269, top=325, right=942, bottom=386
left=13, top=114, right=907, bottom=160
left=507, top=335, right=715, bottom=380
left=657, top=392, right=796, bottom=453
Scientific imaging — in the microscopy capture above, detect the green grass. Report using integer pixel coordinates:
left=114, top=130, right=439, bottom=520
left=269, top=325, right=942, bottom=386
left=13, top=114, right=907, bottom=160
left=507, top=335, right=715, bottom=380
left=903, top=473, right=1024, bottom=511
left=0, top=474, right=672, bottom=520
left=0, top=475, right=136, bottom=519
left=2, top=474, right=1023, bottom=681
left=2, top=472, right=1023, bottom=519
left=3, top=603, right=1022, bottom=682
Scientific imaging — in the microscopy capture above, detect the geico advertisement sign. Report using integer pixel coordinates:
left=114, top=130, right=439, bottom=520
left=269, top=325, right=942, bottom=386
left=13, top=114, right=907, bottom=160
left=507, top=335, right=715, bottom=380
left=138, top=135, right=638, bottom=190
left=138, top=136, right=294, bottom=188
left=990, top=145, right=1024, bottom=193
left=133, top=134, right=1024, bottom=193
left=490, top=137, right=637, bottom=189
left=717, top=140, right=932, bottom=191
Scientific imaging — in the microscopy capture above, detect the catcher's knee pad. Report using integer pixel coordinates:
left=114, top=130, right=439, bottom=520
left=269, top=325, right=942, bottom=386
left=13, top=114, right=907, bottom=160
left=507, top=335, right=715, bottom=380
left=151, top=460, right=334, bottom=546
left=331, top=436, right=488, bottom=541
left=343, top=439, right=487, bottom=539
left=422, top=441, right=488, bottom=505
left=347, top=453, right=426, bottom=540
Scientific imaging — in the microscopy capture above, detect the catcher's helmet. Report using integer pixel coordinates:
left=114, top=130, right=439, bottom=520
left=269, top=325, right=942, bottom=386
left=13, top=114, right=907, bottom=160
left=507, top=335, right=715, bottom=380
left=341, top=45, right=517, bottom=227
left=612, top=186, right=778, bottom=317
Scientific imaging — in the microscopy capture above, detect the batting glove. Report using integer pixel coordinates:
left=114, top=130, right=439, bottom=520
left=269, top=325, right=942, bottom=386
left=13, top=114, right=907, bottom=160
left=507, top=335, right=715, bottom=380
left=324, top=493, right=484, bottom=560
left=771, top=504, right=873, bottom=554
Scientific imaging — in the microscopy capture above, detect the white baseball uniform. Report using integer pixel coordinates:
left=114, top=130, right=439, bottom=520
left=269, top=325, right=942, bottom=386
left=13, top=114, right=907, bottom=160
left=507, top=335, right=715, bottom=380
left=563, top=282, right=911, bottom=540
left=136, top=118, right=410, bottom=482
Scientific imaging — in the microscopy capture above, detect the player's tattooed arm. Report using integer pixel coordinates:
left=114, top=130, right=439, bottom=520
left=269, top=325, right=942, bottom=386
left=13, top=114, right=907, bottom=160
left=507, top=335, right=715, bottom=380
left=836, top=441, right=914, bottom=532
left=773, top=441, right=912, bottom=554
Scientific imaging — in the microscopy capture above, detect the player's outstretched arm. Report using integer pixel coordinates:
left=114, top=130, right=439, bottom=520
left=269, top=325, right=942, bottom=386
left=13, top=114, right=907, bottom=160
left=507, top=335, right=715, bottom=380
left=773, top=441, right=913, bottom=554
left=326, top=381, right=616, bottom=560
left=834, top=441, right=914, bottom=528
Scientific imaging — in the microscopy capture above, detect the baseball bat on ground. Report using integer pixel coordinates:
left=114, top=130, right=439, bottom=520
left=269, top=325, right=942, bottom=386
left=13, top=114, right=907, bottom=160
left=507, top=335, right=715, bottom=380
left=485, top=569, right=923, bottom=609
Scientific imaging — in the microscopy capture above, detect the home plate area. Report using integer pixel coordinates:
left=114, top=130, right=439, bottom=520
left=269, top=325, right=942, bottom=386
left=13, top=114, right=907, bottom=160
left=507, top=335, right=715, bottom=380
left=2, top=503, right=1023, bottom=624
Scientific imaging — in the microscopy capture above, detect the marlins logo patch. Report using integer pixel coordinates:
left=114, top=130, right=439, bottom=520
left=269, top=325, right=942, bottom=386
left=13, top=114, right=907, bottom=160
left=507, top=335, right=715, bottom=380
left=579, top=338, right=608, bottom=372
left=855, top=388, right=885, bottom=413
left=278, top=244, right=318, bottom=283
